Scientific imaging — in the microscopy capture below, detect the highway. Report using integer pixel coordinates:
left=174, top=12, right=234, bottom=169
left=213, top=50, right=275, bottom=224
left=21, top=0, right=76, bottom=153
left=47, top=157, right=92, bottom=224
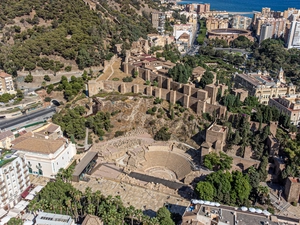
left=0, top=107, right=56, bottom=130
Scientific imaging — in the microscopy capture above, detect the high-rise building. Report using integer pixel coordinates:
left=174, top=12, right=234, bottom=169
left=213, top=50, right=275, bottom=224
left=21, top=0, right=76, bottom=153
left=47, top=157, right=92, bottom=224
left=196, top=3, right=210, bottom=14
left=230, top=15, right=252, bottom=30
left=259, top=23, right=274, bottom=43
left=286, top=17, right=300, bottom=49
left=151, top=12, right=165, bottom=34
left=0, top=153, right=30, bottom=209
left=186, top=4, right=194, bottom=12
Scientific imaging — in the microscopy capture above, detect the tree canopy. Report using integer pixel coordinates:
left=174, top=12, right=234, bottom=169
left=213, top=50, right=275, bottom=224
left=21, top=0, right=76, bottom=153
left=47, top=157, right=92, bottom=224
left=196, top=170, right=251, bottom=206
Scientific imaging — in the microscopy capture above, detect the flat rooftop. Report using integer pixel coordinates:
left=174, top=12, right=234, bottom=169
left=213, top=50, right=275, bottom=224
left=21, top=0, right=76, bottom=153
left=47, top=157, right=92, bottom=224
left=35, top=212, right=73, bottom=225
left=208, top=124, right=227, bottom=133
left=183, top=203, right=280, bottom=225
left=237, top=73, right=287, bottom=88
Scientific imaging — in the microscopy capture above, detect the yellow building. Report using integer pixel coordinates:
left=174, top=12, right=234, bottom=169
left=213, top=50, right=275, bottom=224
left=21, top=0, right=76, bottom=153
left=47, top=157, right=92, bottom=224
left=234, top=68, right=296, bottom=105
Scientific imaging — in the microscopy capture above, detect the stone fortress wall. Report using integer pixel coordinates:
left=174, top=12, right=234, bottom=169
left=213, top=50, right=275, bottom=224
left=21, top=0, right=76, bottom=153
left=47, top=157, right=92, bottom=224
left=88, top=65, right=226, bottom=116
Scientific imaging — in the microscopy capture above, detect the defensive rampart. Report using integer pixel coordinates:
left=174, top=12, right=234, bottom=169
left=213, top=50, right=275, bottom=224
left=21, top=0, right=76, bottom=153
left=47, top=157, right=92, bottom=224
left=88, top=64, right=226, bottom=116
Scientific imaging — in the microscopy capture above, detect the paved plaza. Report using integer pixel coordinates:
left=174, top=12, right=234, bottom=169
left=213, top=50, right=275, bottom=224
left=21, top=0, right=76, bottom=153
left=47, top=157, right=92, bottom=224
left=72, top=177, right=189, bottom=217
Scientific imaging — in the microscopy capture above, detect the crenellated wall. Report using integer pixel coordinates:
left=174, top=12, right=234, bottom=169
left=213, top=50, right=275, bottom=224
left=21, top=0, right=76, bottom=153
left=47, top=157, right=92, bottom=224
left=88, top=61, right=227, bottom=116
left=89, top=79, right=226, bottom=117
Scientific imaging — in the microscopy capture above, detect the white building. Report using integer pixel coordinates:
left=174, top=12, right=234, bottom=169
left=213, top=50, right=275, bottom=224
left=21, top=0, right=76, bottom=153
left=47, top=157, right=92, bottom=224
left=11, top=124, right=76, bottom=178
left=259, top=23, right=274, bottom=43
left=0, top=153, right=30, bottom=209
left=0, top=71, right=15, bottom=95
left=269, top=94, right=300, bottom=126
left=287, top=16, right=300, bottom=49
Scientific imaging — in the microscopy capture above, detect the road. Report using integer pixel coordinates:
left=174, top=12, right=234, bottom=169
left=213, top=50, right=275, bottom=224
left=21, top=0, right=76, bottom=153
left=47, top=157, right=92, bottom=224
left=0, top=107, right=57, bottom=130
left=185, top=22, right=200, bottom=56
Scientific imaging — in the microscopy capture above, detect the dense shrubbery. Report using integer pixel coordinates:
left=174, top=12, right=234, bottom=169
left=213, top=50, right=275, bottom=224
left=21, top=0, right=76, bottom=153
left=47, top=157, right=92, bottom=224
left=195, top=170, right=251, bottom=206
left=52, top=107, right=112, bottom=140
left=0, top=0, right=157, bottom=74
left=154, top=127, right=171, bottom=141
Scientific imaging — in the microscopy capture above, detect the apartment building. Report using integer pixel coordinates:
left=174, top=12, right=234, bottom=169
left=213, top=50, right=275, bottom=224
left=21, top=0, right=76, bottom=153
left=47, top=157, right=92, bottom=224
left=11, top=123, right=76, bottom=178
left=234, top=69, right=296, bottom=104
left=259, top=23, right=274, bottom=43
left=0, top=153, right=30, bottom=209
left=286, top=15, right=300, bottom=49
left=151, top=12, right=165, bottom=34
left=269, top=94, right=300, bottom=126
left=0, top=72, right=15, bottom=95
left=206, top=17, right=229, bottom=30
left=230, top=15, right=252, bottom=30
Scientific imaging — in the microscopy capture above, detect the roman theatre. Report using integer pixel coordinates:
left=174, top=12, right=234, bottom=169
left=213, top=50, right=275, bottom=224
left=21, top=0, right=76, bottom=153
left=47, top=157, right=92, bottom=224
left=75, top=130, right=202, bottom=193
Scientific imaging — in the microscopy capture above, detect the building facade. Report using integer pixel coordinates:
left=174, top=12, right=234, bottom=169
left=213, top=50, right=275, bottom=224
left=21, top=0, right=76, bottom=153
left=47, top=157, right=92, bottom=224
left=0, top=154, right=30, bottom=209
left=259, top=23, right=274, bottom=43
left=284, top=177, right=300, bottom=203
left=230, top=15, right=252, bottom=30
left=11, top=124, right=76, bottom=178
left=287, top=17, right=300, bottom=49
left=234, top=69, right=296, bottom=104
left=0, top=131, right=15, bottom=149
left=269, top=94, right=300, bottom=125
left=151, top=12, right=165, bottom=34
left=0, top=72, right=15, bottom=95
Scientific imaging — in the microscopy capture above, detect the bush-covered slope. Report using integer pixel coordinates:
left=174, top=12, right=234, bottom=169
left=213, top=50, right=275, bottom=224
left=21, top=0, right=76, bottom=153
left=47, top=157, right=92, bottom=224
left=0, top=0, right=157, bottom=75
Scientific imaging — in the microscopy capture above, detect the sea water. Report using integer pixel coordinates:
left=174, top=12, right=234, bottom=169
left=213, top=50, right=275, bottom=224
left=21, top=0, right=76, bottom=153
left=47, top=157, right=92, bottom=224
left=178, top=0, right=300, bottom=15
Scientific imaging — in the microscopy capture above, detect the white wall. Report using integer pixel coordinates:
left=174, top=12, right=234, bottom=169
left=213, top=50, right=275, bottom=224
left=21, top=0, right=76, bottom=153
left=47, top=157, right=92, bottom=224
left=18, top=143, right=76, bottom=178
left=0, top=156, right=29, bottom=208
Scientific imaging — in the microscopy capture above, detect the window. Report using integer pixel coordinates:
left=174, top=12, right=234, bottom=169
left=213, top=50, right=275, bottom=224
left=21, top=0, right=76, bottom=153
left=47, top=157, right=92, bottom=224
left=6, top=175, right=9, bottom=179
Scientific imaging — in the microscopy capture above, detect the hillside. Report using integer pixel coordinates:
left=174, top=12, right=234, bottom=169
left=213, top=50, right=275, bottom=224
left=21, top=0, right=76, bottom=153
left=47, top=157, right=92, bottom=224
left=0, top=0, right=157, bottom=76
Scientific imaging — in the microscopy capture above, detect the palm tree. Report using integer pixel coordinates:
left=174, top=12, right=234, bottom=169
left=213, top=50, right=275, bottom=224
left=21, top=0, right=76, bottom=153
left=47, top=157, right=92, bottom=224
left=257, top=185, right=269, bottom=204
left=126, top=205, right=136, bottom=225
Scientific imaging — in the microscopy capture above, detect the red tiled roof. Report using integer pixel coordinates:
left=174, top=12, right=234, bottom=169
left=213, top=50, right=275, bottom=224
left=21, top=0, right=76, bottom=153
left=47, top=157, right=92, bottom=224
left=0, top=71, right=11, bottom=78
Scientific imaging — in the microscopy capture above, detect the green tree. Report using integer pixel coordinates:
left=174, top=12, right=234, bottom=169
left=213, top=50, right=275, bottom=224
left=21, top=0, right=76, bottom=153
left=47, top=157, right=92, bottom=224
left=247, top=166, right=260, bottom=189
left=199, top=70, right=214, bottom=88
left=258, top=156, right=268, bottom=182
left=195, top=181, right=214, bottom=201
left=156, top=207, right=175, bottom=225
left=8, top=218, right=22, bottom=225
left=133, top=70, right=139, bottom=78
left=44, top=74, right=51, bottom=81
left=24, top=73, right=33, bottom=83
left=168, top=63, right=192, bottom=84
left=203, top=152, right=232, bottom=171
left=154, top=127, right=171, bottom=141
left=16, top=89, right=24, bottom=99
left=230, top=171, right=251, bottom=205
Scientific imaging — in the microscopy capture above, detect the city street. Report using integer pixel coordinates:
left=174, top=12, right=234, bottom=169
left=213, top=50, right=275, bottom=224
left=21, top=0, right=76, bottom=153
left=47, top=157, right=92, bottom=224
left=0, top=107, right=57, bottom=130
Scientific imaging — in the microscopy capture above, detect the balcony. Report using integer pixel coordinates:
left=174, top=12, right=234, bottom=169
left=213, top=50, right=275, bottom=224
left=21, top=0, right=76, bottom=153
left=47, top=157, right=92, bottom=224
left=17, top=168, right=21, bottom=173
left=0, top=186, right=5, bottom=191
left=20, top=184, right=24, bottom=189
left=16, top=163, right=20, bottom=168
left=18, top=174, right=22, bottom=179
left=22, top=164, right=27, bottom=169
left=1, top=192, right=6, bottom=197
